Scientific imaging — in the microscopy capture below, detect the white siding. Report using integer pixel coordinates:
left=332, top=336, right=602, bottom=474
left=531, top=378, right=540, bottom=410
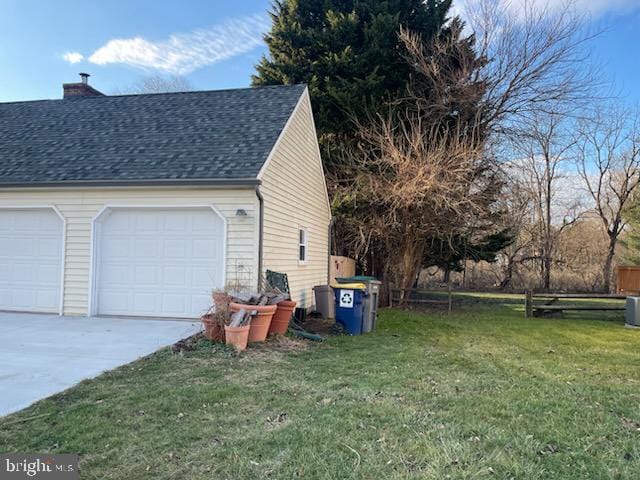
left=0, top=187, right=259, bottom=316
left=260, top=89, right=332, bottom=309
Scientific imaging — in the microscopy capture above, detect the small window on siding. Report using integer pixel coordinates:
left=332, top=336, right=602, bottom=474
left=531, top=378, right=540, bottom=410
left=299, top=228, right=308, bottom=263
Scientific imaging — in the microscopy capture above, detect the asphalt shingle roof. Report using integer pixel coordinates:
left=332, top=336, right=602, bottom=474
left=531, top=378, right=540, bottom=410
left=0, top=84, right=306, bottom=186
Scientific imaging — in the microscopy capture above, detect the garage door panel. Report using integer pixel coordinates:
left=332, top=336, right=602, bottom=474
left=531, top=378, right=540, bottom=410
left=104, top=213, right=130, bottom=232
left=36, top=290, right=58, bottom=309
left=13, top=238, right=35, bottom=257
left=39, top=264, right=59, bottom=283
left=38, top=238, right=61, bottom=256
left=162, top=295, right=187, bottom=314
left=191, top=294, right=212, bottom=313
left=192, top=239, right=217, bottom=258
left=191, top=268, right=213, bottom=285
left=13, top=264, right=35, bottom=282
left=134, top=214, right=161, bottom=233
left=133, top=293, right=158, bottom=312
left=134, top=265, right=159, bottom=285
left=164, top=215, right=188, bottom=231
left=101, top=237, right=129, bottom=257
left=134, top=238, right=159, bottom=258
left=0, top=209, right=63, bottom=313
left=101, top=264, right=129, bottom=285
left=96, top=208, right=224, bottom=318
left=163, top=266, right=186, bottom=286
left=164, top=239, right=186, bottom=258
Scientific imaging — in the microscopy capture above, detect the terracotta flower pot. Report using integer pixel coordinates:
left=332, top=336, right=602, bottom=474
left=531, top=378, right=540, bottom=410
left=269, top=300, right=297, bottom=336
left=201, top=314, right=225, bottom=342
left=224, top=325, right=250, bottom=351
left=230, top=303, right=277, bottom=342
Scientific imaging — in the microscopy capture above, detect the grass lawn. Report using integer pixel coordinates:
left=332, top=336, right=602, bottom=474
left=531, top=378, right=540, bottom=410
left=2, top=295, right=640, bottom=479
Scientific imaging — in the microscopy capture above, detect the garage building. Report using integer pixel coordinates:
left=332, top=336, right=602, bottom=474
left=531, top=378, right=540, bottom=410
left=0, top=77, right=331, bottom=318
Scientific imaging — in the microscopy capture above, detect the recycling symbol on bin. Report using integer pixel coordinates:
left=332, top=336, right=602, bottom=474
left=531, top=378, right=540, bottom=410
left=339, top=289, right=354, bottom=308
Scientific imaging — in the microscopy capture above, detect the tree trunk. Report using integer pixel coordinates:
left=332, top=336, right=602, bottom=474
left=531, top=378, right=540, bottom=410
left=542, top=159, right=553, bottom=291
left=393, top=239, right=426, bottom=306
left=499, top=258, right=515, bottom=289
left=602, top=234, right=617, bottom=293
left=443, top=268, right=451, bottom=284
left=542, top=252, right=552, bottom=291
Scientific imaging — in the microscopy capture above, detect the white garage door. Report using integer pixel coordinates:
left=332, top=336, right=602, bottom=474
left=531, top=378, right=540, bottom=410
left=0, top=208, right=63, bottom=313
left=95, top=208, right=225, bottom=318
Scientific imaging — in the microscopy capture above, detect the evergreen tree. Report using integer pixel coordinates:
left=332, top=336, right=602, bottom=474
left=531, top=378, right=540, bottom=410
left=424, top=229, right=516, bottom=282
left=252, top=0, right=452, bottom=173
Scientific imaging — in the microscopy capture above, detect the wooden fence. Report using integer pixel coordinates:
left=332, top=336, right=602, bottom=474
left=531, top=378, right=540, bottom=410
left=524, top=291, right=626, bottom=318
left=389, top=286, right=453, bottom=314
left=329, top=256, right=356, bottom=282
left=617, top=266, right=640, bottom=295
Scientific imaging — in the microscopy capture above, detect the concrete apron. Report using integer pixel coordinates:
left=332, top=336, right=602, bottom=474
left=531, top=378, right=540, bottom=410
left=0, top=312, right=201, bottom=417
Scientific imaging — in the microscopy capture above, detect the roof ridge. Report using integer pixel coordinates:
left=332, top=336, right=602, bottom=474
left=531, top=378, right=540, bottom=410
left=0, top=83, right=307, bottom=105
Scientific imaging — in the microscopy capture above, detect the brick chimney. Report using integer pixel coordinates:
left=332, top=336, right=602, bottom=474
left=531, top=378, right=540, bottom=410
left=63, top=73, right=105, bottom=99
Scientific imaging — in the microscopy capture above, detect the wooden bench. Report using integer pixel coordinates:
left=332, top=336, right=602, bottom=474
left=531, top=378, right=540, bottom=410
left=525, top=292, right=626, bottom=317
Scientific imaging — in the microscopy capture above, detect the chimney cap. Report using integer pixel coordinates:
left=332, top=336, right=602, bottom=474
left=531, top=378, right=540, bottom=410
left=63, top=73, right=105, bottom=98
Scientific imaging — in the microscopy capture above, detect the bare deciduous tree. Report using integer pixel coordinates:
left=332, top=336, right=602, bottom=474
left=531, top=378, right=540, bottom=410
left=347, top=111, right=497, bottom=298
left=465, top=0, right=598, bottom=134
left=493, top=181, right=536, bottom=289
left=113, top=75, right=192, bottom=95
left=576, top=106, right=640, bottom=292
left=510, top=112, right=583, bottom=290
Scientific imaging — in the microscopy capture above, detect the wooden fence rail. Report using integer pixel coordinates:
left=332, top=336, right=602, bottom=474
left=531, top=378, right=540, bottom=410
left=390, top=287, right=453, bottom=314
left=524, top=290, right=626, bottom=318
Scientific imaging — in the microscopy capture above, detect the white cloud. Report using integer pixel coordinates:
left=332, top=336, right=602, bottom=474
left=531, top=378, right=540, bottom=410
left=504, top=0, right=640, bottom=17
left=87, top=14, right=269, bottom=75
left=453, top=0, right=640, bottom=20
left=62, top=52, right=84, bottom=64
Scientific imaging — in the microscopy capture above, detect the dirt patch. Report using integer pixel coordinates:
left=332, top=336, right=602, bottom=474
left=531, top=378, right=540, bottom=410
left=251, top=335, right=310, bottom=353
left=621, top=416, right=640, bottom=431
left=171, top=332, right=205, bottom=353
left=238, top=335, right=312, bottom=361
left=297, top=317, right=338, bottom=336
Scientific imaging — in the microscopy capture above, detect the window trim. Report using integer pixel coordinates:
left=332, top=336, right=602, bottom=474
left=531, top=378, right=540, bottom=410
left=298, top=227, right=308, bottom=265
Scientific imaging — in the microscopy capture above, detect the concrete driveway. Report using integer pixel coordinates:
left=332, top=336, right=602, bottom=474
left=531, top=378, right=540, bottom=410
left=0, top=312, right=201, bottom=416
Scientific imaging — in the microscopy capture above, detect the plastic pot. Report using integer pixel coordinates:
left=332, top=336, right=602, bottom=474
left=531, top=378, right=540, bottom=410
left=201, top=314, right=225, bottom=342
left=230, top=303, right=277, bottom=342
left=269, top=300, right=297, bottom=335
left=224, top=325, right=250, bottom=351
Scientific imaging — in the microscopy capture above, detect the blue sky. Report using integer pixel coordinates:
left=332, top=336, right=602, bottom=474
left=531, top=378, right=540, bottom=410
left=1, top=0, right=639, bottom=103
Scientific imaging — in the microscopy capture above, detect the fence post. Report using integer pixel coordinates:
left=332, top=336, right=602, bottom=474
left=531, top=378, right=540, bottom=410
left=525, top=290, right=532, bottom=318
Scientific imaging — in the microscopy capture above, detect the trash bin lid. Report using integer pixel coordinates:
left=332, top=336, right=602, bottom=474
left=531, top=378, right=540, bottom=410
left=331, top=282, right=366, bottom=289
left=336, top=276, right=379, bottom=283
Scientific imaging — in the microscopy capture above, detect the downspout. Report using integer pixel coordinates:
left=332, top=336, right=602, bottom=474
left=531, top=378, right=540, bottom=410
left=256, top=186, right=264, bottom=290
left=327, top=217, right=335, bottom=283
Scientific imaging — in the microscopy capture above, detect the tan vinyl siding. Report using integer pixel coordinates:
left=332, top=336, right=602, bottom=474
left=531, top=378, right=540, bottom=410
left=260, top=89, right=331, bottom=309
left=0, top=187, right=259, bottom=315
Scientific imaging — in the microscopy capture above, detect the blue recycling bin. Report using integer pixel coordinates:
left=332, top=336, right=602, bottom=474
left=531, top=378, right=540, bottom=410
left=333, top=283, right=367, bottom=335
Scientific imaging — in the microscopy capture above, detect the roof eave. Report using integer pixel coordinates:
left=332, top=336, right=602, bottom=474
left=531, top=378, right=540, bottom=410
left=0, top=178, right=262, bottom=189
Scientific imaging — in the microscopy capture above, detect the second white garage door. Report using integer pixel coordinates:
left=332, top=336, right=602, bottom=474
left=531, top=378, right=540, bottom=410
left=95, top=207, right=225, bottom=318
